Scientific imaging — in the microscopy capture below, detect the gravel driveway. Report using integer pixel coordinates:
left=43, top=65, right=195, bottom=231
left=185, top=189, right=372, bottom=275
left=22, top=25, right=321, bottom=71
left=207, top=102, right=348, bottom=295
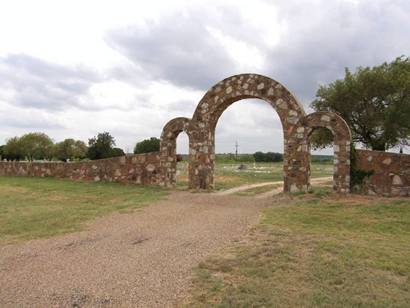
left=0, top=191, right=271, bottom=307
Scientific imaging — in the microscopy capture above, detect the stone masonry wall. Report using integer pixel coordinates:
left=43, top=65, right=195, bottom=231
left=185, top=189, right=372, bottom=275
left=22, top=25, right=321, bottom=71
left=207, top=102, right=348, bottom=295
left=0, top=153, right=162, bottom=185
left=355, top=149, right=410, bottom=197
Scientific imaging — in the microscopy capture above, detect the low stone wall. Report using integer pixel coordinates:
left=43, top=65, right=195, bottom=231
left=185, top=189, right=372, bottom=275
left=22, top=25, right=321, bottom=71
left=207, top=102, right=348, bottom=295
left=0, top=153, right=162, bottom=185
left=356, top=149, right=410, bottom=197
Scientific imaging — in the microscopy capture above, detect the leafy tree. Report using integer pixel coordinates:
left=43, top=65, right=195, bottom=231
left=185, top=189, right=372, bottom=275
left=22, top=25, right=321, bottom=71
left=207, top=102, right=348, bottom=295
left=110, top=147, right=125, bottom=157
left=87, top=132, right=117, bottom=160
left=3, top=133, right=53, bottom=161
left=18, top=132, right=54, bottom=161
left=134, top=137, right=160, bottom=154
left=0, top=145, right=4, bottom=160
left=309, top=128, right=334, bottom=150
left=54, top=139, right=87, bottom=161
left=2, top=137, right=23, bottom=161
left=311, top=56, right=410, bottom=151
left=74, top=140, right=88, bottom=159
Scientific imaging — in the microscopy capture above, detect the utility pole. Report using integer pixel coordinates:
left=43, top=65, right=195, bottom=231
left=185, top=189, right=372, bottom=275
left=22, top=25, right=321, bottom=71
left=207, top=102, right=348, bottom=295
left=235, top=140, right=239, bottom=160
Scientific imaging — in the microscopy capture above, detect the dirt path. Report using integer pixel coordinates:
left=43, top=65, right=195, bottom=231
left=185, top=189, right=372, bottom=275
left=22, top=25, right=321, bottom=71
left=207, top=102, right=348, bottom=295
left=215, top=176, right=333, bottom=196
left=255, top=176, right=333, bottom=199
left=0, top=191, right=272, bottom=307
left=215, top=181, right=280, bottom=196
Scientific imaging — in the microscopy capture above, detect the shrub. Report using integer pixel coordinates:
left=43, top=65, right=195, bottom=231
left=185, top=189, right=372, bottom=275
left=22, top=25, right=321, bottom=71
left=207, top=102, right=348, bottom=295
left=134, top=137, right=160, bottom=154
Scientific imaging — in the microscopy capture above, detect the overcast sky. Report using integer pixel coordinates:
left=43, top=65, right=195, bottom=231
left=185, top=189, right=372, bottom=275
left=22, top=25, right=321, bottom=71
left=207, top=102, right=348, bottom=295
left=1, top=0, right=409, bottom=154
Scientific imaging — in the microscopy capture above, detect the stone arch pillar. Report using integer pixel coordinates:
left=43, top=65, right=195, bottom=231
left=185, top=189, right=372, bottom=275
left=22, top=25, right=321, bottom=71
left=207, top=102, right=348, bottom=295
left=189, top=73, right=306, bottom=190
left=287, top=111, right=352, bottom=193
left=159, top=117, right=191, bottom=187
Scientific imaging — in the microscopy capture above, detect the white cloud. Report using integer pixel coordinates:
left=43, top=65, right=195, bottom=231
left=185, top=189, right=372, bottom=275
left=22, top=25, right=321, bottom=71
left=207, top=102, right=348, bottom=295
left=0, top=0, right=409, bottom=155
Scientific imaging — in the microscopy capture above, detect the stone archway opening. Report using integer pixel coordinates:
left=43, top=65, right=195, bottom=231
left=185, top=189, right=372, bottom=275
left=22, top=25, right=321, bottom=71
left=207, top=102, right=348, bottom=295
left=175, top=131, right=190, bottom=189
left=214, top=98, right=285, bottom=190
left=307, top=127, right=337, bottom=191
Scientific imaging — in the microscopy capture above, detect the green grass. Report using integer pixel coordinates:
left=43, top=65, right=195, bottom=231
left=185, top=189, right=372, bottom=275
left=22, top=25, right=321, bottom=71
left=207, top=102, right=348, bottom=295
left=177, top=161, right=333, bottom=190
left=188, top=195, right=410, bottom=307
left=0, top=176, right=167, bottom=244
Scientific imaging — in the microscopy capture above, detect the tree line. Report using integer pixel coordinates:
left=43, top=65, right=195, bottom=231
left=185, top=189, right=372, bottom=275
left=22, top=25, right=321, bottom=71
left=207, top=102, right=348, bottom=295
left=0, top=132, right=164, bottom=162
left=0, top=132, right=126, bottom=161
left=0, top=133, right=163, bottom=162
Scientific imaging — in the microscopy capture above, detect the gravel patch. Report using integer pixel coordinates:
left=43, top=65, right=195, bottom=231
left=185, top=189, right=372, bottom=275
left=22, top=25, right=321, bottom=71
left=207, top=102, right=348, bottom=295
left=0, top=191, right=271, bottom=307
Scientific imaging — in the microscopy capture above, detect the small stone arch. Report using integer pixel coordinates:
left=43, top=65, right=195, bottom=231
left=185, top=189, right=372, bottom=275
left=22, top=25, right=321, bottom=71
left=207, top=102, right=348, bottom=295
left=159, top=117, right=192, bottom=187
left=286, top=111, right=352, bottom=193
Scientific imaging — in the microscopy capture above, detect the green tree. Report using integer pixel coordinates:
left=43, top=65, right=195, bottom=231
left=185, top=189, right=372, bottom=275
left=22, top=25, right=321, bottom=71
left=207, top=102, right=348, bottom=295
left=54, top=139, right=88, bottom=161
left=18, top=132, right=54, bottom=161
left=3, top=137, right=23, bottom=161
left=73, top=140, right=88, bottom=159
left=0, top=145, right=4, bottom=160
left=253, top=152, right=283, bottom=162
left=309, top=128, right=334, bottom=150
left=311, top=56, right=410, bottom=151
left=87, top=132, right=117, bottom=160
left=134, top=137, right=160, bottom=154
left=110, top=147, right=125, bottom=157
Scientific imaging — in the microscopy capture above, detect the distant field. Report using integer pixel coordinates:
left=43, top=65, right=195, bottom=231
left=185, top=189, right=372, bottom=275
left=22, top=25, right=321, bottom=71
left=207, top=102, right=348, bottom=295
left=176, top=161, right=333, bottom=190
left=178, top=153, right=334, bottom=164
left=0, top=177, right=167, bottom=244
left=188, top=192, right=410, bottom=307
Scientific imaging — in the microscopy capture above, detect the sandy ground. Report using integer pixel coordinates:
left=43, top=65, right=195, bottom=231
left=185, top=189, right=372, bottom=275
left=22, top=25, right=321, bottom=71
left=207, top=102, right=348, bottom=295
left=0, top=191, right=272, bottom=307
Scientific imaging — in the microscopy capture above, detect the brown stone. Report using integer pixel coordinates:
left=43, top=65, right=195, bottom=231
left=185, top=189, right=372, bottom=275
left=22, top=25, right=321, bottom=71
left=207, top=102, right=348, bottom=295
left=355, top=150, right=410, bottom=197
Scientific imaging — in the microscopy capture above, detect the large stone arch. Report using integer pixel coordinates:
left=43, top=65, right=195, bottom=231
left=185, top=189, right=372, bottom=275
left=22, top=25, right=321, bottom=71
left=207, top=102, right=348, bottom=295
left=286, top=111, right=352, bottom=193
left=159, top=74, right=352, bottom=193
left=188, top=73, right=306, bottom=190
left=159, top=117, right=192, bottom=187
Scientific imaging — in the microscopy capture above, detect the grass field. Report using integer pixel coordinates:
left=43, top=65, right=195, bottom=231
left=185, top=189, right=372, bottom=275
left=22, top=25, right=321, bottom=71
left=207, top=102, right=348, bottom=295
left=176, top=161, right=333, bottom=190
left=1, top=171, right=409, bottom=306
left=187, top=192, right=410, bottom=307
left=0, top=177, right=167, bottom=244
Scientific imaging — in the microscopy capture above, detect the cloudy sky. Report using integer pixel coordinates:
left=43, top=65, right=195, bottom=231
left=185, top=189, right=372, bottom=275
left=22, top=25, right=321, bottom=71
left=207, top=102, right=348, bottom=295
left=1, top=0, right=409, bottom=154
